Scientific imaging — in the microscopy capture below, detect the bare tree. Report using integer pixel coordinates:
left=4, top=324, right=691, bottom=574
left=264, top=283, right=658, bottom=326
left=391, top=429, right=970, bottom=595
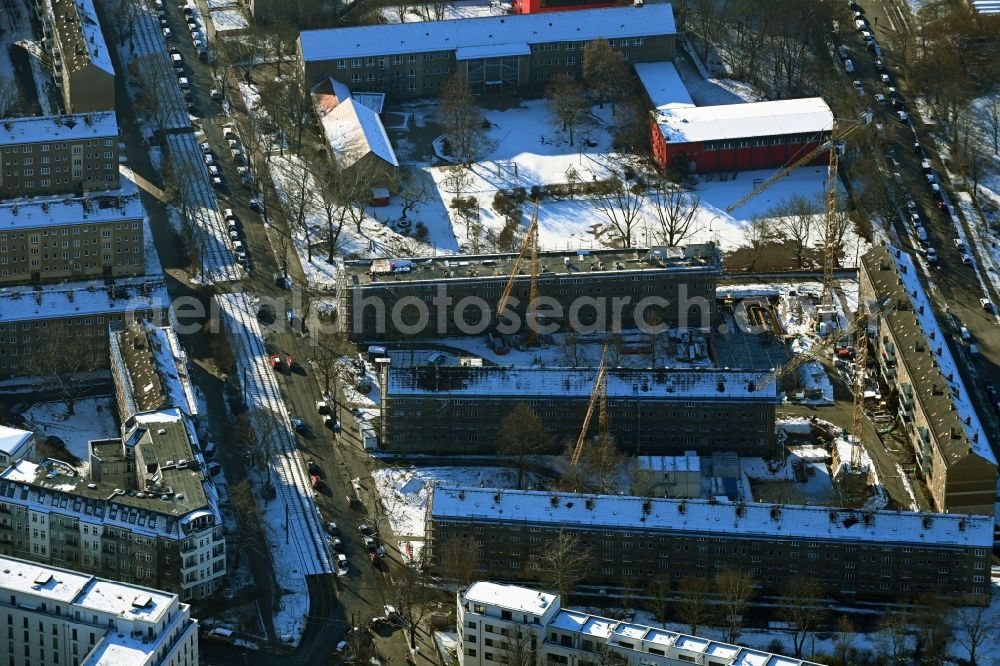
left=558, top=332, right=591, bottom=367
left=23, top=332, right=103, bottom=416
left=955, top=606, right=997, bottom=666
left=676, top=574, right=713, bottom=636
left=529, top=530, right=592, bottom=600
left=777, top=576, right=824, bottom=657
left=986, top=95, right=1000, bottom=155
left=545, top=73, right=592, bottom=147
left=439, top=536, right=480, bottom=587
left=592, top=177, right=645, bottom=248
left=771, top=194, right=820, bottom=269
left=230, top=479, right=265, bottom=557
left=832, top=615, right=855, bottom=666
left=442, top=166, right=474, bottom=201
left=392, top=563, right=437, bottom=649
left=419, top=0, right=453, bottom=20
left=500, top=627, right=536, bottom=666
left=438, top=73, right=488, bottom=165
left=0, top=75, right=21, bottom=118
left=498, top=403, right=550, bottom=489
left=648, top=183, right=701, bottom=247
left=309, top=332, right=354, bottom=397
left=743, top=215, right=777, bottom=272
left=577, top=436, right=625, bottom=495
left=715, top=567, right=753, bottom=644
left=644, top=576, right=672, bottom=626
left=876, top=608, right=910, bottom=665
left=284, top=160, right=316, bottom=262
left=911, top=595, right=954, bottom=665
left=397, top=169, right=432, bottom=220
left=583, top=39, right=632, bottom=112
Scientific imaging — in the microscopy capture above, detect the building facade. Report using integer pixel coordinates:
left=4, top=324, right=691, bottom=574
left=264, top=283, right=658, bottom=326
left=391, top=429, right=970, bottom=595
left=0, top=112, right=119, bottom=199
left=299, top=4, right=675, bottom=98
left=0, top=554, right=198, bottom=666
left=458, top=581, right=821, bottom=666
left=860, top=245, right=997, bottom=515
left=0, top=277, right=169, bottom=379
left=0, top=191, right=145, bottom=285
left=429, top=488, right=993, bottom=604
left=338, top=245, right=721, bottom=340
left=0, top=411, right=225, bottom=601
left=41, top=0, right=116, bottom=113
left=381, top=366, right=778, bottom=455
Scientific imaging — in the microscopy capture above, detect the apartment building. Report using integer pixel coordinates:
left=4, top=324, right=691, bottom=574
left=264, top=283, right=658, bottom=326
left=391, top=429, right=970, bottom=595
left=109, top=320, right=199, bottom=424
left=428, top=487, right=993, bottom=604
left=0, top=276, right=169, bottom=379
left=860, top=245, right=997, bottom=515
left=338, top=244, right=721, bottom=340
left=42, top=0, right=116, bottom=113
left=299, top=4, right=675, bottom=98
left=0, top=190, right=145, bottom=285
left=457, top=581, right=821, bottom=666
left=0, top=554, right=198, bottom=666
left=0, top=410, right=225, bottom=601
left=0, top=112, right=120, bottom=199
left=381, top=366, right=778, bottom=455
left=0, top=425, right=35, bottom=469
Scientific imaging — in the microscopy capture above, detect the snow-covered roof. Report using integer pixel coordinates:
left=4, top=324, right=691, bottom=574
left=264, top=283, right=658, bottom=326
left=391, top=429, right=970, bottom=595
left=0, top=112, right=118, bottom=145
left=299, top=4, right=676, bottom=61
left=0, top=192, right=144, bottom=231
left=316, top=97, right=398, bottom=170
left=655, top=98, right=833, bottom=144
left=73, top=578, right=172, bottom=622
left=0, top=276, right=168, bottom=323
left=431, top=487, right=993, bottom=547
left=389, top=367, right=779, bottom=402
left=455, top=43, right=532, bottom=60
left=110, top=321, right=199, bottom=419
left=634, top=61, right=694, bottom=111
left=0, top=425, right=32, bottom=456
left=0, top=554, right=94, bottom=602
left=50, top=0, right=114, bottom=75
left=862, top=245, right=995, bottom=464
left=464, top=581, right=555, bottom=615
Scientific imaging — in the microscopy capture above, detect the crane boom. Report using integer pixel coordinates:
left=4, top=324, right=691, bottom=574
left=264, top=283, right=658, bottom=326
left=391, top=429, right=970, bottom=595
left=724, top=114, right=871, bottom=215
left=496, top=203, right=539, bottom=320
left=571, top=343, right=609, bottom=466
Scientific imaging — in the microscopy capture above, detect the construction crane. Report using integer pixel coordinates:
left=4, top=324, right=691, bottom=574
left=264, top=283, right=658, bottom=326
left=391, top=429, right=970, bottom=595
left=850, top=304, right=876, bottom=471
left=725, top=112, right=872, bottom=318
left=570, top=343, right=610, bottom=466
left=496, top=201, right=540, bottom=346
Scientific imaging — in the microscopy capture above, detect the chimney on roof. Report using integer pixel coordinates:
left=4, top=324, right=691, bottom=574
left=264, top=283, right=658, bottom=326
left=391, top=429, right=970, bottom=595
left=965, top=416, right=972, bottom=425
left=950, top=427, right=960, bottom=439
left=11, top=205, right=17, bottom=216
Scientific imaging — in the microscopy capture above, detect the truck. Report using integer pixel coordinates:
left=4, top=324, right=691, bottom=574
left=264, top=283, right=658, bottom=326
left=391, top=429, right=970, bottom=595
left=361, top=423, right=377, bottom=451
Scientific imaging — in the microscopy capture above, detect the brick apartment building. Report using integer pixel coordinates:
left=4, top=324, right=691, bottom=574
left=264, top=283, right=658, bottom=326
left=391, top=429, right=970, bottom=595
left=0, top=276, right=169, bottom=379
left=109, top=320, right=199, bottom=424
left=458, top=581, right=821, bottom=666
left=41, top=0, right=116, bottom=113
left=0, top=190, right=144, bottom=285
left=428, top=487, right=993, bottom=604
left=0, top=555, right=198, bottom=666
left=860, top=245, right=997, bottom=515
left=299, top=4, right=675, bottom=97
left=0, top=112, right=120, bottom=199
left=0, top=410, right=225, bottom=602
left=380, top=366, right=779, bottom=455
left=337, top=244, right=721, bottom=340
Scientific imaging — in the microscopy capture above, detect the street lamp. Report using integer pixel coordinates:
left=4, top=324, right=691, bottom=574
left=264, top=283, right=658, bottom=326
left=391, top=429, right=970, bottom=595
left=707, top=216, right=720, bottom=233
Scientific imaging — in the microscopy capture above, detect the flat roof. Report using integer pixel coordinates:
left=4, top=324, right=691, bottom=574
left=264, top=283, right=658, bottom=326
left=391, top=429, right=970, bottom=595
left=0, top=425, right=32, bottom=455
left=344, top=244, right=721, bottom=285
left=464, top=582, right=555, bottom=615
left=634, top=61, right=694, bottom=111
left=74, top=577, right=172, bottom=623
left=0, top=276, right=168, bottom=323
left=655, top=98, right=833, bottom=144
left=300, top=4, right=675, bottom=61
left=0, top=554, right=93, bottom=603
left=861, top=245, right=995, bottom=465
left=0, top=112, right=118, bottom=145
left=389, top=367, right=779, bottom=402
left=0, top=192, right=144, bottom=231
left=431, top=487, right=994, bottom=547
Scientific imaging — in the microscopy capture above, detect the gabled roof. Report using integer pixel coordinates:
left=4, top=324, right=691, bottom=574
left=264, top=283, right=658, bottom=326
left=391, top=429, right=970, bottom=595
left=0, top=426, right=32, bottom=456
left=316, top=97, right=398, bottom=170
left=299, top=3, right=675, bottom=61
left=0, top=112, right=118, bottom=145
left=634, top=61, right=694, bottom=111
left=51, top=0, right=114, bottom=75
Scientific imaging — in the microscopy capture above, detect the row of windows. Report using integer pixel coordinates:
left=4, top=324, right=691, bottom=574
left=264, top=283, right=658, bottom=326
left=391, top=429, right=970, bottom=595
left=5, top=163, right=113, bottom=177
left=1, top=138, right=114, bottom=153
left=2, top=173, right=115, bottom=189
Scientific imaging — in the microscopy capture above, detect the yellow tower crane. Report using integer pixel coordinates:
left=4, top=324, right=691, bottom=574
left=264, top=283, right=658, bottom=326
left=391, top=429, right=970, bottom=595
left=725, top=112, right=872, bottom=315
left=496, top=201, right=541, bottom=346
left=570, top=343, right=610, bottom=467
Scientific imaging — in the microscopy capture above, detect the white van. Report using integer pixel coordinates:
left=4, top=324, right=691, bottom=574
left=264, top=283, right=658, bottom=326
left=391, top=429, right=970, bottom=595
left=206, top=627, right=234, bottom=642
left=171, top=53, right=182, bottom=66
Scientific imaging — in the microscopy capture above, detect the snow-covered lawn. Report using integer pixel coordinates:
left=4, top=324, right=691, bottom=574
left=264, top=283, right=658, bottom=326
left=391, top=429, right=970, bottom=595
left=380, top=0, right=508, bottom=23
left=371, top=465, right=543, bottom=561
left=22, top=397, right=118, bottom=474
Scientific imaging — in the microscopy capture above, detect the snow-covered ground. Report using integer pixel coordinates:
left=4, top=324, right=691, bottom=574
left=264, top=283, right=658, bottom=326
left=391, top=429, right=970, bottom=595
left=371, top=466, right=543, bottom=561
left=380, top=0, right=508, bottom=23
left=21, top=397, right=118, bottom=474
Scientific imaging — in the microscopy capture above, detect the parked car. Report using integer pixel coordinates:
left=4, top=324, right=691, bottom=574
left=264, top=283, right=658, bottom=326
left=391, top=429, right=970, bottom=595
left=852, top=80, right=865, bottom=95
left=207, top=462, right=222, bottom=477
left=336, top=554, right=348, bottom=574
left=210, top=89, right=222, bottom=101
left=291, top=418, right=307, bottom=433
left=223, top=124, right=237, bottom=140
left=844, top=59, right=855, bottom=74
left=837, top=45, right=850, bottom=60
left=358, top=523, right=373, bottom=536
left=326, top=521, right=338, bottom=535
left=203, top=441, right=217, bottom=458
left=980, top=298, right=995, bottom=313
left=926, top=247, right=938, bottom=264
left=270, top=354, right=282, bottom=370
left=960, top=325, right=972, bottom=341
left=307, top=460, right=323, bottom=477
left=249, top=198, right=264, bottom=214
